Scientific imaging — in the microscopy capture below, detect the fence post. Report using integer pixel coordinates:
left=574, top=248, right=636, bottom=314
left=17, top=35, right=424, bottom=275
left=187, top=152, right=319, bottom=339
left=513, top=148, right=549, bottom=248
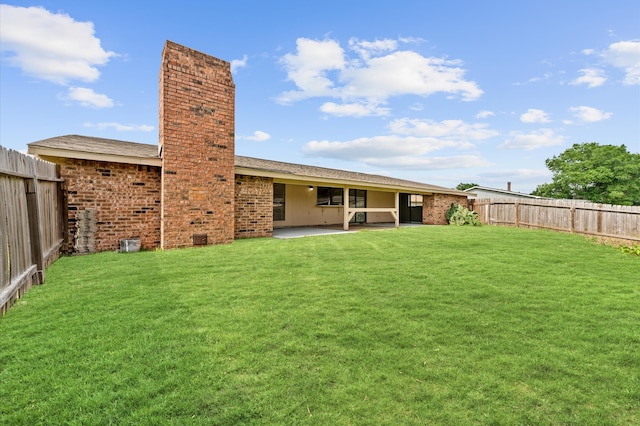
left=597, top=206, right=603, bottom=235
left=514, top=201, right=520, bottom=228
left=25, top=178, right=44, bottom=284
left=570, top=207, right=575, bottom=233
left=58, top=170, right=70, bottom=254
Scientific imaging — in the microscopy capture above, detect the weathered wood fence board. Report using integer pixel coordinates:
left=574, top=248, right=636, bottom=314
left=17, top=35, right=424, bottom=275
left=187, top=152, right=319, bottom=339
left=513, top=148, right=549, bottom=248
left=473, top=198, right=640, bottom=243
left=1, top=145, right=64, bottom=314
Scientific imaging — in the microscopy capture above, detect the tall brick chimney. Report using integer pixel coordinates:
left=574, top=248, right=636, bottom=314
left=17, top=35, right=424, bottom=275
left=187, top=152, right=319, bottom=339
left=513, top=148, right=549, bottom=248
left=159, top=41, right=235, bottom=249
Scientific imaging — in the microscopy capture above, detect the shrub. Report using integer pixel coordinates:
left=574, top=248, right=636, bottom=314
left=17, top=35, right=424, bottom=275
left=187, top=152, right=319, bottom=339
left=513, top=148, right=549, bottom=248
left=620, top=245, right=640, bottom=256
left=445, top=203, right=457, bottom=223
left=448, top=204, right=482, bottom=226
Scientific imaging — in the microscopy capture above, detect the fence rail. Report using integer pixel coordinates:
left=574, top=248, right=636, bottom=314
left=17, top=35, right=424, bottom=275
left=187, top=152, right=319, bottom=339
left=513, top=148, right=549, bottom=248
left=472, top=198, right=640, bottom=243
left=1, top=145, right=64, bottom=314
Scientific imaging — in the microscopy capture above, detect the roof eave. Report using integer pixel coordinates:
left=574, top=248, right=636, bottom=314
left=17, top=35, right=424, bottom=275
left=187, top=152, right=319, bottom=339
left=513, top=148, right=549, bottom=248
left=235, top=166, right=469, bottom=196
left=26, top=143, right=470, bottom=197
left=28, top=145, right=162, bottom=167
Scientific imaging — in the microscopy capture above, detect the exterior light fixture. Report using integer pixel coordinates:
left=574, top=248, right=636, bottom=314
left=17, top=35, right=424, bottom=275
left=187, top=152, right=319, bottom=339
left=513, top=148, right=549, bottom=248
left=308, top=186, right=314, bottom=191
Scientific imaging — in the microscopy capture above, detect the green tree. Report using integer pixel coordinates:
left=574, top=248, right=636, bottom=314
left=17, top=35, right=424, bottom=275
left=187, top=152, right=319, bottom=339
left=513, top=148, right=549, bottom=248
left=532, top=143, right=640, bottom=206
left=456, top=182, right=479, bottom=191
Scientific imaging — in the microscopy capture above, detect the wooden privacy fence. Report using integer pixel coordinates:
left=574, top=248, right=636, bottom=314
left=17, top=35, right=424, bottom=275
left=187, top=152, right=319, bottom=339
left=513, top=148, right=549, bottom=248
left=472, top=198, right=640, bottom=243
left=1, top=146, right=65, bottom=314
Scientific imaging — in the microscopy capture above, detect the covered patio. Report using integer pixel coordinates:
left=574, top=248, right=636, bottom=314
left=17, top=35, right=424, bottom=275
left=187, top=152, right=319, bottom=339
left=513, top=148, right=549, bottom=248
left=236, top=155, right=471, bottom=236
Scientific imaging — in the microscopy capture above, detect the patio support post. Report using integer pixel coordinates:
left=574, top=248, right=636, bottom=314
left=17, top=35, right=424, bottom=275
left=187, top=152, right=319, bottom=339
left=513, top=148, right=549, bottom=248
left=394, top=191, right=400, bottom=228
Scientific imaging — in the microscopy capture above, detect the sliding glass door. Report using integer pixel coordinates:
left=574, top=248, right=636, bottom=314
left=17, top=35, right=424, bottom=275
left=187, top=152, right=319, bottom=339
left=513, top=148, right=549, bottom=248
left=399, top=193, right=423, bottom=223
left=349, top=189, right=366, bottom=223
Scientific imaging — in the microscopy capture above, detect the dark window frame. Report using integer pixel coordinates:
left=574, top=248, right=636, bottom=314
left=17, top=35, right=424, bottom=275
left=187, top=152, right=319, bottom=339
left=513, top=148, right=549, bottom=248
left=273, top=183, right=286, bottom=221
left=317, top=186, right=344, bottom=206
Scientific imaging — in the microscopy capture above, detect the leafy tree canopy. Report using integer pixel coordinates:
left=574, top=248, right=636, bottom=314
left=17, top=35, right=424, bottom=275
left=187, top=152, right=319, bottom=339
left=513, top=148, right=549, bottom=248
left=456, top=182, right=479, bottom=191
left=531, top=142, right=640, bottom=206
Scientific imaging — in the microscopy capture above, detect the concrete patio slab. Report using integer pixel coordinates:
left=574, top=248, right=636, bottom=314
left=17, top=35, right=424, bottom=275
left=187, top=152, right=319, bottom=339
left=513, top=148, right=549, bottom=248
left=272, top=223, right=425, bottom=239
left=272, top=227, right=355, bottom=239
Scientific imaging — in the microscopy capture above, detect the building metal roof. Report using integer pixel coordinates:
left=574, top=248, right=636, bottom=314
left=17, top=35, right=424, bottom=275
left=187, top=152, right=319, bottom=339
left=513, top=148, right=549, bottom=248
left=28, top=134, right=469, bottom=196
left=463, top=185, right=542, bottom=199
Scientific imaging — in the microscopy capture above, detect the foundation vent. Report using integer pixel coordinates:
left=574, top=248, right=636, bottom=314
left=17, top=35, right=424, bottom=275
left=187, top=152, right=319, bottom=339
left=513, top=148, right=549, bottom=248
left=193, top=234, right=208, bottom=246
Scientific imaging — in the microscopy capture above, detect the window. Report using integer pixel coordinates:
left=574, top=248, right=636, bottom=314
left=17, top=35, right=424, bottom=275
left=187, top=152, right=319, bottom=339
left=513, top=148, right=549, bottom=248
left=273, top=183, right=285, bottom=221
left=317, top=187, right=344, bottom=205
left=409, top=194, right=423, bottom=207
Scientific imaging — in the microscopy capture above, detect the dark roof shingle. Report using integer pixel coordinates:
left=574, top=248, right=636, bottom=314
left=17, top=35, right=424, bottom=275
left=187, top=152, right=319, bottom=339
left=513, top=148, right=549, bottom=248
left=235, top=155, right=463, bottom=194
left=29, top=134, right=159, bottom=158
left=28, top=135, right=467, bottom=195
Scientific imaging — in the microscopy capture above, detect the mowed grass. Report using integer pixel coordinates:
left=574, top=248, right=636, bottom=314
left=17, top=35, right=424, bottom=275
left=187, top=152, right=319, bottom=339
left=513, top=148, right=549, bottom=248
left=1, top=226, right=638, bottom=425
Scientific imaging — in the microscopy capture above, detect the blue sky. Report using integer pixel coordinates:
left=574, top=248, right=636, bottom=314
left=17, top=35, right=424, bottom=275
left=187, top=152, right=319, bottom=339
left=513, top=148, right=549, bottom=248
left=1, top=1, right=639, bottom=193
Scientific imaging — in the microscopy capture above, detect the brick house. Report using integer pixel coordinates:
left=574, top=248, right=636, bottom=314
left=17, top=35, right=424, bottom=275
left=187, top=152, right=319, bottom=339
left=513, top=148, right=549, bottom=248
left=28, top=41, right=470, bottom=253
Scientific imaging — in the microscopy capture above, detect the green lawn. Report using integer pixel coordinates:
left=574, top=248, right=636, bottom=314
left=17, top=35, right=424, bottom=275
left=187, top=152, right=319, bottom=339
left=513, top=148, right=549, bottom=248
left=1, top=226, right=638, bottom=425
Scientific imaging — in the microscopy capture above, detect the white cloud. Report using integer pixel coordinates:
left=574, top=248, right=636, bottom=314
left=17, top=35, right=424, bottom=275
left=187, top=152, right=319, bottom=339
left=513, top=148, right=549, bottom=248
left=304, top=135, right=461, bottom=160
left=277, top=37, right=483, bottom=110
left=389, top=118, right=498, bottom=141
left=302, top=119, right=493, bottom=171
left=570, top=68, right=607, bottom=88
left=513, top=72, right=553, bottom=86
left=340, top=50, right=483, bottom=101
left=601, top=40, right=640, bottom=85
left=303, top=135, right=488, bottom=170
left=244, top=130, right=271, bottom=142
left=231, top=55, right=248, bottom=73
left=84, top=122, right=154, bottom=132
left=520, top=108, right=551, bottom=124
left=398, top=36, right=426, bottom=45
left=476, top=110, right=495, bottom=119
left=499, top=129, right=566, bottom=150
left=568, top=106, right=612, bottom=122
left=320, top=102, right=390, bottom=117
left=364, top=155, right=491, bottom=170
left=62, top=87, right=113, bottom=108
left=528, top=72, right=553, bottom=83
left=278, top=38, right=345, bottom=103
left=348, top=37, right=398, bottom=59
left=0, top=5, right=116, bottom=85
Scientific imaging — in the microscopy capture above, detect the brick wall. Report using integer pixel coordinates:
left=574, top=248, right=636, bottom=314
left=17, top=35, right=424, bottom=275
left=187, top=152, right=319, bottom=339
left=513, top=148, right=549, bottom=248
left=159, top=41, right=236, bottom=249
left=58, top=158, right=161, bottom=252
left=423, top=194, right=469, bottom=225
left=234, top=175, right=273, bottom=239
